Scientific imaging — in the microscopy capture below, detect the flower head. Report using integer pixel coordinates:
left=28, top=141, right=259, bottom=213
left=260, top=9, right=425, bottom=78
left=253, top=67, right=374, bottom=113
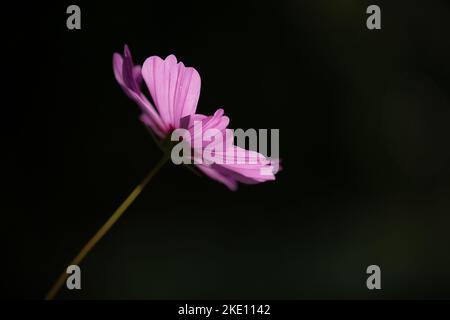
left=113, top=45, right=279, bottom=190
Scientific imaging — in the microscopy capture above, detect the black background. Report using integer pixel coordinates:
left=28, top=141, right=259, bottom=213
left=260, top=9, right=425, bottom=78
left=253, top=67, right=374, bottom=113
left=3, top=0, right=450, bottom=299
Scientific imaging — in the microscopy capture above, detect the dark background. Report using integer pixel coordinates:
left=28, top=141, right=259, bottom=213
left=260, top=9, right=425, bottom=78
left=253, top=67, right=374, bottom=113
left=3, top=0, right=450, bottom=299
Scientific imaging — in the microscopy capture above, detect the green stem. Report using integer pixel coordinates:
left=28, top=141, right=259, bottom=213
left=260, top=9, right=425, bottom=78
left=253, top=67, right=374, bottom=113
left=45, top=155, right=169, bottom=300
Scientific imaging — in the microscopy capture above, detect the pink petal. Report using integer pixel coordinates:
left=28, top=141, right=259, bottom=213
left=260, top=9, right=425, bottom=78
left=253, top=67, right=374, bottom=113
left=142, top=55, right=201, bottom=129
left=112, top=47, right=166, bottom=137
left=196, top=164, right=238, bottom=191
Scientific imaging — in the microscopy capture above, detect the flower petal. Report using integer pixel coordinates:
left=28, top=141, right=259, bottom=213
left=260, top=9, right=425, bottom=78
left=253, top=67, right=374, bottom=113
left=113, top=47, right=166, bottom=137
left=196, top=164, right=238, bottom=191
left=142, top=55, right=201, bottom=129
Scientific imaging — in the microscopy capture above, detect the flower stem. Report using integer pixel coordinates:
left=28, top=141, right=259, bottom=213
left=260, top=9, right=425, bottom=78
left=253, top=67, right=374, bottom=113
left=44, top=155, right=169, bottom=300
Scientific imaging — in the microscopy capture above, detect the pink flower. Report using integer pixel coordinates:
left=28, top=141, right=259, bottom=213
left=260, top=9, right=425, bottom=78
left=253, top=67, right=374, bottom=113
left=113, top=45, right=278, bottom=190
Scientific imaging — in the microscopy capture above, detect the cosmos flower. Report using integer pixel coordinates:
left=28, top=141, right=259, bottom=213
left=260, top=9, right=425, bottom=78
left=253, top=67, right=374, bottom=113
left=45, top=46, right=281, bottom=300
left=113, top=45, right=278, bottom=190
